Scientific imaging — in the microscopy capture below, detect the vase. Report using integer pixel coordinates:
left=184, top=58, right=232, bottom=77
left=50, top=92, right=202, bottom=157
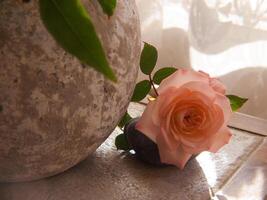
left=0, top=0, right=141, bottom=182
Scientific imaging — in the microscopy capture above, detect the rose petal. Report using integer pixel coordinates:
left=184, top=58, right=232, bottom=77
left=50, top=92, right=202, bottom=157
left=214, top=93, right=232, bottom=123
left=135, top=101, right=161, bottom=143
left=180, top=138, right=209, bottom=154
left=135, top=87, right=191, bottom=145
left=180, top=81, right=216, bottom=102
left=158, top=127, right=180, bottom=151
left=151, top=87, right=177, bottom=125
left=199, top=71, right=226, bottom=94
left=180, top=112, right=230, bottom=154
left=179, top=104, right=225, bottom=153
left=152, top=87, right=192, bottom=125
left=209, top=126, right=232, bottom=153
left=210, top=78, right=226, bottom=94
left=180, top=134, right=216, bottom=154
left=157, top=137, right=192, bottom=169
left=158, top=69, right=209, bottom=94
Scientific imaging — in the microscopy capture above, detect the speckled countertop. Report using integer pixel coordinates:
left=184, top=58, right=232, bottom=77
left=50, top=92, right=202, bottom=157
left=0, top=103, right=266, bottom=200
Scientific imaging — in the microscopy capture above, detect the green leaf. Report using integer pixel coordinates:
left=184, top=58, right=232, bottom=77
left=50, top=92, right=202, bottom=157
left=118, top=112, right=133, bottom=129
left=97, top=0, right=117, bottom=17
left=131, top=80, right=151, bottom=102
left=115, top=134, right=131, bottom=151
left=39, top=0, right=117, bottom=82
left=226, top=95, right=248, bottom=111
left=140, top=42, right=158, bottom=75
left=153, top=67, right=177, bottom=85
left=0, top=105, right=3, bottom=112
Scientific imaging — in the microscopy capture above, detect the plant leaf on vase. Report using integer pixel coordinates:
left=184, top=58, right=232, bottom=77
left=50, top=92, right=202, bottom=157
left=140, top=42, right=158, bottom=75
left=226, top=95, right=248, bottom=111
left=39, top=0, right=117, bottom=82
left=97, top=0, right=117, bottom=17
left=153, top=67, right=177, bottom=85
left=131, top=80, right=151, bottom=102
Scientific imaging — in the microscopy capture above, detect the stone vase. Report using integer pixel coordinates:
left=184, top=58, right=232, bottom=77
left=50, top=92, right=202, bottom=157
left=0, top=0, right=141, bottom=182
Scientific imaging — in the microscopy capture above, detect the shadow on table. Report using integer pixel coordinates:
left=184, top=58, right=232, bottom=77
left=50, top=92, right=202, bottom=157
left=0, top=140, right=211, bottom=200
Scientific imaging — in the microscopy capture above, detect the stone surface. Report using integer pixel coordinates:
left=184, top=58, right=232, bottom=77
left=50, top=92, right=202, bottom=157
left=196, top=128, right=263, bottom=192
left=0, top=129, right=211, bottom=200
left=0, top=103, right=264, bottom=200
left=217, top=138, right=267, bottom=200
left=0, top=0, right=141, bottom=182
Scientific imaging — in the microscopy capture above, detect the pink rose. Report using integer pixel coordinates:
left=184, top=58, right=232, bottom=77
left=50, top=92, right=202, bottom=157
left=135, top=68, right=232, bottom=169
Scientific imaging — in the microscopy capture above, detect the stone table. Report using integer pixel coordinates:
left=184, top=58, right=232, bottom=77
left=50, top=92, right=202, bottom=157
left=217, top=139, right=267, bottom=200
left=0, top=103, right=265, bottom=200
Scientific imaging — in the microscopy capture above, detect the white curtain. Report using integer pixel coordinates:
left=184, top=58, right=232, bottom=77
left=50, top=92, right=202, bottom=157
left=136, top=0, right=267, bottom=119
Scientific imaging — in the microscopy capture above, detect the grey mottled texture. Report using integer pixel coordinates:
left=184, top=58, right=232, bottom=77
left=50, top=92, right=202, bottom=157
left=0, top=0, right=141, bottom=182
left=0, top=103, right=263, bottom=200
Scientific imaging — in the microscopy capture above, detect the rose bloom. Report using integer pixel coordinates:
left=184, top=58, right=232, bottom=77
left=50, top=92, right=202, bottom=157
left=135, top=69, right=232, bottom=169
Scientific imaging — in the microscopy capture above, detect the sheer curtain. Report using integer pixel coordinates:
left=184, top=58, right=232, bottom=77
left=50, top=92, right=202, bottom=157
left=136, top=0, right=267, bottom=119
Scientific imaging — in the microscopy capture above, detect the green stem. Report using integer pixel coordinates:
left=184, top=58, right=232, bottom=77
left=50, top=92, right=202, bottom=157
left=149, top=74, right=159, bottom=97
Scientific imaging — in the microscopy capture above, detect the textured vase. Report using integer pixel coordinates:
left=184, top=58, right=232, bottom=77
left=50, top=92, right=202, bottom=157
left=0, top=0, right=141, bottom=182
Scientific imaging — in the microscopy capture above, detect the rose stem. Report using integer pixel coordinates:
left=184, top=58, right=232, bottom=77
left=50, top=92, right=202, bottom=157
left=149, top=74, right=159, bottom=97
